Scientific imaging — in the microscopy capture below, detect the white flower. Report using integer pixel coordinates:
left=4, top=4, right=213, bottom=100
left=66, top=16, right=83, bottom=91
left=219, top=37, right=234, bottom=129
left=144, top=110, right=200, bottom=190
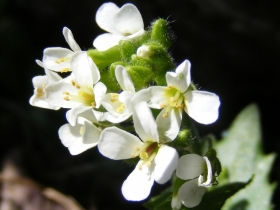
left=29, top=60, right=62, bottom=109
left=45, top=51, right=106, bottom=120
left=172, top=154, right=213, bottom=208
left=59, top=109, right=103, bottom=155
left=148, top=59, right=220, bottom=137
left=93, top=2, right=144, bottom=51
left=101, top=65, right=150, bottom=123
left=41, top=27, right=81, bottom=73
left=98, top=102, right=179, bottom=201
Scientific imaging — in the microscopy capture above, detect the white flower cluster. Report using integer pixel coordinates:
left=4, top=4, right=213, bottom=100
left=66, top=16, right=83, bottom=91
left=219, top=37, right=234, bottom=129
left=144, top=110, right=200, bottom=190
left=29, top=2, right=220, bottom=209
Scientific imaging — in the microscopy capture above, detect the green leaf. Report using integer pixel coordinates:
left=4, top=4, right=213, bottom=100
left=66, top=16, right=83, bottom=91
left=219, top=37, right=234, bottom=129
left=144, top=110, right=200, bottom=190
left=215, top=104, right=276, bottom=210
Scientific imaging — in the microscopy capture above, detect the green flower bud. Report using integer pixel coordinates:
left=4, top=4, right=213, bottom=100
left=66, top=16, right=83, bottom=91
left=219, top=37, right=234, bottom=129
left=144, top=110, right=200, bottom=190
left=151, top=19, right=172, bottom=49
left=87, top=45, right=121, bottom=71
left=119, top=40, right=137, bottom=62
left=126, top=66, right=153, bottom=90
left=176, top=129, right=190, bottom=146
left=136, top=44, right=174, bottom=81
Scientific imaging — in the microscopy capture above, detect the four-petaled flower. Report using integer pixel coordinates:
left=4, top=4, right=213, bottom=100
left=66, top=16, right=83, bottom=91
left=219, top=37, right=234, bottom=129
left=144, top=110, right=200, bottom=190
left=98, top=102, right=179, bottom=201
left=45, top=51, right=107, bottom=121
left=29, top=60, right=62, bottom=110
left=59, top=109, right=104, bottom=155
left=93, top=2, right=144, bottom=51
left=172, top=154, right=213, bottom=209
left=41, top=27, right=81, bottom=73
left=102, top=65, right=150, bottom=123
left=148, top=59, right=220, bottom=140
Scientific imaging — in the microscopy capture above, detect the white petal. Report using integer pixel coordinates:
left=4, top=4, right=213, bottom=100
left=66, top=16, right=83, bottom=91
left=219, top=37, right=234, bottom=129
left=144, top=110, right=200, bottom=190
left=91, top=109, right=107, bottom=122
left=115, top=65, right=135, bottom=93
left=198, top=156, right=213, bottom=187
left=59, top=123, right=96, bottom=155
left=176, top=154, right=205, bottom=180
left=93, top=33, right=122, bottom=51
left=118, top=91, right=134, bottom=114
left=82, top=121, right=101, bottom=144
left=59, top=123, right=80, bottom=147
left=184, top=90, right=220, bottom=124
left=45, top=81, right=81, bottom=108
left=156, top=107, right=182, bottom=143
left=166, top=60, right=191, bottom=92
left=35, top=59, right=44, bottom=68
left=115, top=4, right=144, bottom=36
left=44, top=69, right=62, bottom=83
left=32, top=75, right=49, bottom=88
left=43, top=47, right=73, bottom=72
left=62, top=27, right=81, bottom=52
left=101, top=93, right=122, bottom=117
left=104, top=112, right=130, bottom=123
left=126, top=28, right=145, bottom=39
left=148, top=86, right=167, bottom=109
left=102, top=91, right=133, bottom=122
left=78, top=109, right=100, bottom=123
left=121, top=160, right=154, bottom=201
left=98, top=127, right=143, bottom=160
left=71, top=52, right=100, bottom=86
left=133, top=102, right=159, bottom=143
left=171, top=195, right=182, bottom=210
left=66, top=105, right=92, bottom=126
left=29, top=95, right=59, bottom=110
left=93, top=82, right=107, bottom=108
left=178, top=178, right=206, bottom=208
left=131, top=88, right=151, bottom=106
left=95, top=2, right=120, bottom=34
left=154, top=145, right=178, bottom=184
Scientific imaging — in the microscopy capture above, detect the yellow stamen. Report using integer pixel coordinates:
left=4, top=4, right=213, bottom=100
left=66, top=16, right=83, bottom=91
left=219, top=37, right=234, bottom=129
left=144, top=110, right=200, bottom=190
left=117, top=104, right=125, bottom=113
left=55, top=57, right=67, bottom=64
left=61, top=68, right=70, bottom=73
left=160, top=103, right=166, bottom=108
left=79, top=127, right=84, bottom=135
left=110, top=94, right=119, bottom=103
left=163, top=112, right=169, bottom=118
left=71, top=80, right=80, bottom=89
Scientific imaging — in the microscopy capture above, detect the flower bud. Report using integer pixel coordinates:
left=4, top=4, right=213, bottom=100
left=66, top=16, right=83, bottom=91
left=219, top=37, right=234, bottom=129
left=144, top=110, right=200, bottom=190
left=151, top=19, right=172, bottom=49
left=87, top=46, right=121, bottom=70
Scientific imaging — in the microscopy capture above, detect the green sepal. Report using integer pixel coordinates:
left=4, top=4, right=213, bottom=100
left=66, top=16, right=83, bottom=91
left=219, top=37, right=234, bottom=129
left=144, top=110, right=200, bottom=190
left=131, top=54, right=153, bottom=69
left=119, top=40, right=137, bottom=62
left=126, top=66, right=153, bottom=90
left=151, top=19, right=173, bottom=49
left=87, top=46, right=121, bottom=71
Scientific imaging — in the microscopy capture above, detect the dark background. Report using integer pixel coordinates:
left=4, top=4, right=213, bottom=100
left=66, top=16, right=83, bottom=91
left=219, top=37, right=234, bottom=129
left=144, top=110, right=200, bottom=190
left=0, top=0, right=279, bottom=209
